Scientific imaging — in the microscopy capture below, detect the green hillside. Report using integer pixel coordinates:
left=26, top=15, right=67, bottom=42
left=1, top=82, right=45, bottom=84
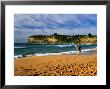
left=27, top=33, right=97, bottom=44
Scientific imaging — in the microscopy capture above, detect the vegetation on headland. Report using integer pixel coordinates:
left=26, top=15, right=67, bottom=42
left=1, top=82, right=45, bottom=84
left=27, top=33, right=97, bottom=44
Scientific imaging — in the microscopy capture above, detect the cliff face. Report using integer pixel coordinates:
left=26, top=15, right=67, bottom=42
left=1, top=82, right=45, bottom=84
left=27, top=34, right=97, bottom=44
left=80, top=37, right=97, bottom=44
left=28, top=36, right=58, bottom=44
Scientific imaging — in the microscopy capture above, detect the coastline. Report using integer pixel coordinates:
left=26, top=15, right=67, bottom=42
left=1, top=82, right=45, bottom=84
left=14, top=47, right=97, bottom=59
left=14, top=50, right=97, bottom=76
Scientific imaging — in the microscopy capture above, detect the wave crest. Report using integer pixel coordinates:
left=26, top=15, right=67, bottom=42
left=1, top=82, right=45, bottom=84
left=14, top=46, right=26, bottom=49
left=14, top=48, right=96, bottom=59
left=55, top=44, right=73, bottom=47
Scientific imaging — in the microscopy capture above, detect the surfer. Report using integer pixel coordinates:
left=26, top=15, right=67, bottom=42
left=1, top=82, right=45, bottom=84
left=79, top=45, right=81, bottom=54
left=75, top=44, right=81, bottom=54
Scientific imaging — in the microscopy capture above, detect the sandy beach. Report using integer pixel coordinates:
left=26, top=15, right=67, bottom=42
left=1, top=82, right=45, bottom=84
left=14, top=52, right=97, bottom=76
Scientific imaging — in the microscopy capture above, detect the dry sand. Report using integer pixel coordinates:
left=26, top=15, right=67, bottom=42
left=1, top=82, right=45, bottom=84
left=14, top=54, right=97, bottom=76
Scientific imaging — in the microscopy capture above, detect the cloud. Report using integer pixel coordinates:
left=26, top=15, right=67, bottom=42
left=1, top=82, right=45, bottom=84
left=14, top=14, right=97, bottom=30
left=14, top=14, right=97, bottom=43
left=14, top=27, right=96, bottom=43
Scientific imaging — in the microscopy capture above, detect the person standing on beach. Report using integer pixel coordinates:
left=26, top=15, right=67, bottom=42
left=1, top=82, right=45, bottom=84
left=78, top=45, right=81, bottom=54
left=75, top=44, right=81, bottom=54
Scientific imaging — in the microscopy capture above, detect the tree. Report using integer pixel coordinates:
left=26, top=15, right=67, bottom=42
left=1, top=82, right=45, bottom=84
left=53, top=33, right=58, bottom=36
left=88, top=33, right=92, bottom=37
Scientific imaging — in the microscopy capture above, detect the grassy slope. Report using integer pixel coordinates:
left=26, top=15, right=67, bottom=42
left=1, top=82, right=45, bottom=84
left=27, top=35, right=97, bottom=44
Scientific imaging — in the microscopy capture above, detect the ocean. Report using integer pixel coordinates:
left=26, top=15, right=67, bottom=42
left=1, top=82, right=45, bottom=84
left=14, top=43, right=97, bottom=58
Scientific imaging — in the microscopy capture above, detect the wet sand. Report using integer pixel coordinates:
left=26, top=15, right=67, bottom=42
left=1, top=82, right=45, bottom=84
left=14, top=53, right=97, bottom=76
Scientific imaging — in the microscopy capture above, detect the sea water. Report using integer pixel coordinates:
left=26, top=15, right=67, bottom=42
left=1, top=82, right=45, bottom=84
left=14, top=43, right=97, bottom=58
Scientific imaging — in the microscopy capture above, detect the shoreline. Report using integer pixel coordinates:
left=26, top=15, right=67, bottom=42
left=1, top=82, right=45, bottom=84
left=14, top=48, right=97, bottom=59
left=14, top=52, right=97, bottom=76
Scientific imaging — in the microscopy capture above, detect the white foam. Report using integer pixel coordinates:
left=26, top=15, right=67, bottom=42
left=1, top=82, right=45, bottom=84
left=14, top=55, right=23, bottom=59
left=14, top=48, right=97, bottom=59
left=82, top=48, right=96, bottom=52
left=33, top=53, right=62, bottom=56
left=55, top=44, right=73, bottom=47
left=14, top=46, right=26, bottom=49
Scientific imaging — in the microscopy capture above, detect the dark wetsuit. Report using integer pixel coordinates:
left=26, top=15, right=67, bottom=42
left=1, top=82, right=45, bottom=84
left=79, top=45, right=81, bottom=53
left=75, top=45, right=81, bottom=54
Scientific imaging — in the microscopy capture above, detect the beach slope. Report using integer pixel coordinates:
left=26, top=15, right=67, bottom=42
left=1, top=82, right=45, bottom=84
left=14, top=53, right=97, bottom=76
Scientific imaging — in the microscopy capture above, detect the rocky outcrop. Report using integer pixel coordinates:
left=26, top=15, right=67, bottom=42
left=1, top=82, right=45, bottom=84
left=27, top=34, right=97, bottom=44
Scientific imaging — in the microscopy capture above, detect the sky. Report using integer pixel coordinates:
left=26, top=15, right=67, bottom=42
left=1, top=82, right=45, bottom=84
left=14, top=14, right=97, bottom=43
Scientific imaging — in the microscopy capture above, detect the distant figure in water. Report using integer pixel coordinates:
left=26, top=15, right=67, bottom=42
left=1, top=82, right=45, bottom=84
left=78, top=45, right=81, bottom=54
left=75, top=44, right=81, bottom=54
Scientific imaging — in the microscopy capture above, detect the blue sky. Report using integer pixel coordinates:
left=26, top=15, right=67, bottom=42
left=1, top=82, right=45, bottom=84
left=14, top=14, right=97, bottom=43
